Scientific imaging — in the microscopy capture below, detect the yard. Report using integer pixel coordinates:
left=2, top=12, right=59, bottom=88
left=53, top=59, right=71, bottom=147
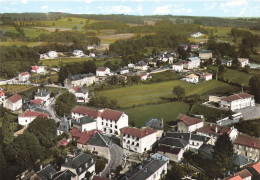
left=96, top=80, right=239, bottom=108
left=123, top=102, right=190, bottom=128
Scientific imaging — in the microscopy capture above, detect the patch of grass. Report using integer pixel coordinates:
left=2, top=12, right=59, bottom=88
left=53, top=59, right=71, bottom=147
left=0, top=41, right=43, bottom=47
left=22, top=27, right=50, bottom=38
left=0, top=84, right=34, bottom=94
left=208, top=66, right=253, bottom=86
left=0, top=25, right=17, bottom=33
left=151, top=71, right=182, bottom=82
left=123, top=102, right=190, bottom=128
left=97, top=80, right=239, bottom=108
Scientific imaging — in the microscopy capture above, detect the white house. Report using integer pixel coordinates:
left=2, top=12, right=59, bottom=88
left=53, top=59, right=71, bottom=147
left=64, top=73, right=97, bottom=89
left=200, top=73, right=213, bottom=81
left=18, top=72, right=30, bottom=82
left=183, top=74, right=199, bottom=83
left=73, top=50, right=85, bottom=57
left=172, top=63, right=183, bottom=72
left=60, top=152, right=95, bottom=180
left=220, top=93, right=255, bottom=111
left=4, top=94, right=22, bottom=111
left=72, top=116, right=96, bottom=132
left=119, top=157, right=168, bottom=180
left=197, top=124, right=238, bottom=145
left=128, top=63, right=135, bottom=68
left=238, top=58, right=249, bottom=67
left=177, top=114, right=204, bottom=133
left=89, top=53, right=95, bottom=57
left=18, top=110, right=49, bottom=126
left=186, top=57, right=201, bottom=69
left=120, top=68, right=130, bottom=75
left=134, top=61, right=148, bottom=71
left=139, top=73, right=149, bottom=81
left=191, top=32, right=202, bottom=37
left=71, top=106, right=128, bottom=137
left=39, top=51, right=58, bottom=59
left=0, top=90, right=6, bottom=105
left=34, top=89, right=51, bottom=106
left=121, top=127, right=157, bottom=153
left=70, top=86, right=89, bottom=103
left=96, top=67, right=111, bottom=76
left=199, top=50, right=213, bottom=60
left=31, top=66, right=46, bottom=74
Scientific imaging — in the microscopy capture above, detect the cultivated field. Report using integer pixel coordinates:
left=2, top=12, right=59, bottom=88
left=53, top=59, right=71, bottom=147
left=98, top=33, right=135, bottom=40
left=123, top=102, right=190, bottom=128
left=0, top=84, right=34, bottom=94
left=97, top=80, right=239, bottom=108
left=0, top=41, right=44, bottom=47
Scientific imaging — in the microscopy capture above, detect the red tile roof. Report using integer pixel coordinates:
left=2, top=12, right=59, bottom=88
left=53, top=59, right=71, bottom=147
left=71, top=106, right=99, bottom=118
left=73, top=86, right=81, bottom=91
left=222, top=93, right=254, bottom=102
left=197, top=124, right=231, bottom=136
left=201, top=73, right=212, bottom=77
left=8, top=94, right=22, bottom=103
left=31, top=66, right=39, bottom=71
left=121, top=127, right=156, bottom=138
left=93, top=176, right=111, bottom=180
left=234, top=169, right=252, bottom=179
left=30, top=99, right=43, bottom=105
left=234, top=134, right=260, bottom=149
left=0, top=90, right=5, bottom=96
left=177, top=114, right=203, bottom=126
left=20, top=72, right=29, bottom=76
left=101, top=108, right=124, bottom=121
left=224, top=176, right=243, bottom=180
left=19, top=110, right=49, bottom=118
left=252, top=162, right=260, bottom=174
left=97, top=67, right=107, bottom=71
left=138, top=73, right=148, bottom=77
left=70, top=127, right=82, bottom=138
left=77, top=130, right=100, bottom=145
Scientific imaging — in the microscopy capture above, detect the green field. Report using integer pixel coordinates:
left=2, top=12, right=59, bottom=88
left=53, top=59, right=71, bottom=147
left=39, top=57, right=122, bottom=67
left=0, top=41, right=44, bottom=47
left=0, top=84, right=34, bottom=93
left=22, top=27, right=50, bottom=38
left=123, top=102, right=190, bottom=128
left=208, top=66, right=253, bottom=86
left=151, top=71, right=182, bottom=82
left=97, top=80, right=239, bottom=108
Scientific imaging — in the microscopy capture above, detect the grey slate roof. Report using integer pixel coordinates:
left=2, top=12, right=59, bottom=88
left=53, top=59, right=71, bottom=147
left=76, top=87, right=88, bottom=94
left=159, top=137, right=189, bottom=148
left=199, top=50, right=212, bottom=54
left=36, top=164, right=57, bottom=180
left=68, top=73, right=94, bottom=81
left=144, top=118, right=163, bottom=130
left=232, top=154, right=254, bottom=167
left=62, top=152, right=95, bottom=176
left=165, top=132, right=209, bottom=143
left=72, top=116, right=95, bottom=126
left=87, top=132, right=111, bottom=147
left=52, top=170, right=76, bottom=180
left=118, top=158, right=167, bottom=180
left=57, top=115, right=70, bottom=133
left=199, top=143, right=214, bottom=160
left=35, top=89, right=50, bottom=97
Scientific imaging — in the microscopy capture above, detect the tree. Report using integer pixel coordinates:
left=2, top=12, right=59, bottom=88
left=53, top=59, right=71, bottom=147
left=1, top=112, right=16, bottom=147
left=165, top=162, right=183, bottom=180
left=249, top=76, right=260, bottom=103
left=55, top=91, right=76, bottom=116
left=231, top=58, right=241, bottom=70
left=173, top=86, right=186, bottom=101
left=27, top=117, right=57, bottom=148
left=177, top=46, right=188, bottom=59
left=212, top=133, right=234, bottom=177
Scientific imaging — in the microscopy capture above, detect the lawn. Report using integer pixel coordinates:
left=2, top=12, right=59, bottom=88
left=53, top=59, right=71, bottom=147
left=151, top=71, right=182, bottom=82
left=96, top=80, right=239, bottom=108
left=0, top=84, right=34, bottom=94
left=123, top=102, right=190, bottom=128
left=208, top=66, right=253, bottom=86
left=39, top=57, right=122, bottom=67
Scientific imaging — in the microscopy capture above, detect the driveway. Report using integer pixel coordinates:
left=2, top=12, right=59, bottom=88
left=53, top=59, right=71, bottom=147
left=234, top=103, right=260, bottom=120
left=101, top=144, right=124, bottom=178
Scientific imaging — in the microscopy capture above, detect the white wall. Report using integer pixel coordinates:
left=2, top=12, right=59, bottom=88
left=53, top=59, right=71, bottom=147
left=18, top=116, right=36, bottom=126
left=4, top=99, right=22, bottom=111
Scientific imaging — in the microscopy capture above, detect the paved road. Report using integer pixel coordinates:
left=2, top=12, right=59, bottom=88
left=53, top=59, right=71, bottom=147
left=101, top=144, right=124, bottom=178
left=234, top=103, right=260, bottom=120
left=43, top=93, right=63, bottom=122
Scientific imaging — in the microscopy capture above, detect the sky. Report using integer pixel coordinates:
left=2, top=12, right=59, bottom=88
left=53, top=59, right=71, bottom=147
left=0, top=0, right=259, bottom=17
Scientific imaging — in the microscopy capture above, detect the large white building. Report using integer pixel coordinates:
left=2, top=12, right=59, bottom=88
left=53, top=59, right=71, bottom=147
left=120, top=127, right=157, bottom=153
left=31, top=66, right=46, bottom=74
left=40, top=50, right=58, bottom=59
left=4, top=94, right=23, bottom=111
left=96, top=67, right=111, bottom=77
left=18, top=72, right=30, bottom=82
left=198, top=50, right=213, bottom=60
left=220, top=93, right=255, bottom=111
left=134, top=61, right=148, bottom=71
left=70, top=86, right=89, bottom=103
left=64, top=73, right=97, bottom=89
left=177, top=114, right=204, bottom=133
left=71, top=106, right=128, bottom=136
left=172, top=62, right=183, bottom=72
left=18, top=110, right=49, bottom=126
left=182, top=57, right=200, bottom=69
left=183, top=74, right=199, bottom=84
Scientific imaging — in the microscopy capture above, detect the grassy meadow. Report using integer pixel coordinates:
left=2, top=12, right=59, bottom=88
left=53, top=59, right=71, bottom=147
left=0, top=84, right=34, bottom=94
left=97, top=80, right=239, bottom=108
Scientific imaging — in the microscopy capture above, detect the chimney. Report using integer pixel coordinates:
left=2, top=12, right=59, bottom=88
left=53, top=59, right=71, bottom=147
left=161, top=118, right=164, bottom=128
left=49, top=173, right=53, bottom=179
left=215, top=126, right=218, bottom=133
left=40, top=164, right=43, bottom=170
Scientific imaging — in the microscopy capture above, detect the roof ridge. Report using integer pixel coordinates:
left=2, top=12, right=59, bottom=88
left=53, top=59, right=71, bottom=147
left=96, top=132, right=109, bottom=146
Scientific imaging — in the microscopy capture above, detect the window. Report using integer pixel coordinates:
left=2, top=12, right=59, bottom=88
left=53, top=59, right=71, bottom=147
left=115, top=125, right=117, bottom=129
left=110, top=124, right=112, bottom=127
left=106, top=123, right=108, bottom=126
left=102, top=122, right=103, bottom=125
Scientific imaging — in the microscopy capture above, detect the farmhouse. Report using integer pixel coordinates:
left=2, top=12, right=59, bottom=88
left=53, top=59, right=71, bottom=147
left=71, top=106, right=128, bottom=136
left=197, top=124, right=238, bottom=145
left=96, top=67, right=111, bottom=76
left=118, top=157, right=168, bottom=180
left=134, top=61, right=148, bottom=71
left=182, top=57, right=200, bottom=69
left=34, top=89, right=51, bottom=106
left=172, top=62, right=183, bottom=72
left=121, top=127, right=157, bottom=153
left=70, top=86, right=89, bottom=103
left=60, top=152, right=95, bottom=180
left=238, top=58, right=249, bottom=67
left=0, top=90, right=6, bottom=105
left=139, top=73, right=149, bottom=81
left=177, top=114, right=204, bottom=133
left=200, top=73, right=213, bottom=81
left=18, top=110, right=49, bottom=126
left=31, top=66, right=46, bottom=74
left=234, top=134, right=260, bottom=161
left=18, top=72, right=30, bottom=82
left=198, top=50, right=213, bottom=60
left=220, top=93, right=255, bottom=111
left=73, top=50, right=85, bottom=57
left=183, top=74, right=199, bottom=83
left=64, top=73, right=97, bottom=89
left=4, top=94, right=23, bottom=111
